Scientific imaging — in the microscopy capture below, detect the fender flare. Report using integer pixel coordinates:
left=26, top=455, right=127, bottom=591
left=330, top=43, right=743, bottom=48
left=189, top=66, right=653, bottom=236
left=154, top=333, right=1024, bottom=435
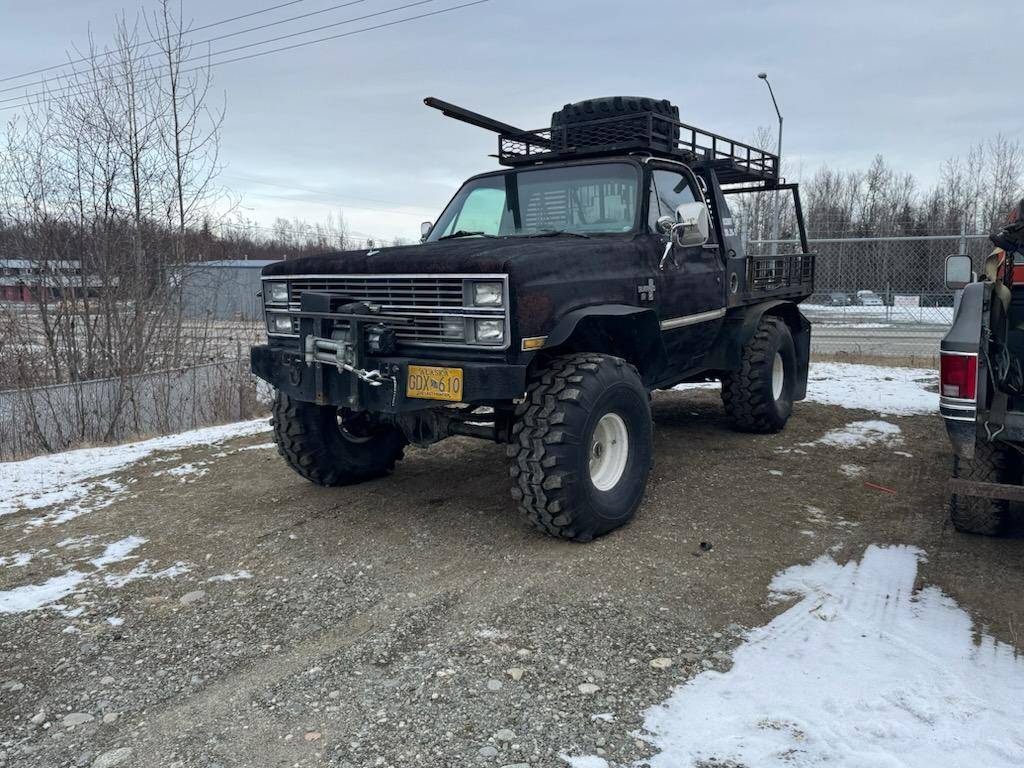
left=705, top=300, right=811, bottom=399
left=541, top=304, right=668, bottom=385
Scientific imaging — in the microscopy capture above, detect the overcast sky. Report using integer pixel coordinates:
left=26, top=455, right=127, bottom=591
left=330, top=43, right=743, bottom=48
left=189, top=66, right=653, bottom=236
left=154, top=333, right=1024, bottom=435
left=1, top=0, right=1021, bottom=242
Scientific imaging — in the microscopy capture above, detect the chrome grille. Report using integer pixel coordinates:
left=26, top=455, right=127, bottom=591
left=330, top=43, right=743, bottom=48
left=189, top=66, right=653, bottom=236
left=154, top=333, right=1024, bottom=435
left=287, top=276, right=465, bottom=309
left=264, top=273, right=508, bottom=349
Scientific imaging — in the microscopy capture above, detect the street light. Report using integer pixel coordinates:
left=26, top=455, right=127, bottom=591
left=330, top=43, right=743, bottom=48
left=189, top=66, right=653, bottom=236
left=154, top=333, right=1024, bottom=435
left=758, top=72, right=783, bottom=256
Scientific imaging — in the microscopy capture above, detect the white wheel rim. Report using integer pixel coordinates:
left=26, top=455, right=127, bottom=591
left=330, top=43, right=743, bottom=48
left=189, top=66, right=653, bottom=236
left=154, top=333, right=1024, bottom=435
left=589, top=413, right=630, bottom=492
left=772, top=352, right=785, bottom=400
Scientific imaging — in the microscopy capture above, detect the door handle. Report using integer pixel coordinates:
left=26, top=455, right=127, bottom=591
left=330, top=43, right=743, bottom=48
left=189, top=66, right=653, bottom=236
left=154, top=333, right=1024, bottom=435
left=659, top=240, right=677, bottom=271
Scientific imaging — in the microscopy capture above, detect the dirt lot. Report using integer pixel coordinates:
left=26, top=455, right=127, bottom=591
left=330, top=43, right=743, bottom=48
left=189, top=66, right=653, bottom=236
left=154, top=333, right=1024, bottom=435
left=1, top=386, right=1022, bottom=768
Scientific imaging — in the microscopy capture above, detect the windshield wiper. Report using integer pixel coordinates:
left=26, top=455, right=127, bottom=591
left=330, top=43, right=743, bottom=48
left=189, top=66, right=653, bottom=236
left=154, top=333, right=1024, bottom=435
left=527, top=229, right=591, bottom=239
left=437, top=230, right=497, bottom=240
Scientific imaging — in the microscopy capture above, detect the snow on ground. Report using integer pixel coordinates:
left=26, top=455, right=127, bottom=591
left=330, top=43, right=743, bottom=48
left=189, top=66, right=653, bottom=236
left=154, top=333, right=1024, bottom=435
left=152, top=462, right=211, bottom=483
left=0, top=419, right=270, bottom=520
left=237, top=442, right=276, bottom=452
left=0, top=551, right=38, bottom=568
left=802, top=303, right=953, bottom=324
left=805, top=363, right=937, bottom=415
left=806, top=420, right=903, bottom=450
left=563, top=545, right=1024, bottom=768
left=0, top=536, right=148, bottom=613
left=674, top=362, right=937, bottom=415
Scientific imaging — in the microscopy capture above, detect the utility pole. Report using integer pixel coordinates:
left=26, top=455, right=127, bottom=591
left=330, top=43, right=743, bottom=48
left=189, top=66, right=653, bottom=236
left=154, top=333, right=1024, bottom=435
left=758, top=72, right=783, bottom=256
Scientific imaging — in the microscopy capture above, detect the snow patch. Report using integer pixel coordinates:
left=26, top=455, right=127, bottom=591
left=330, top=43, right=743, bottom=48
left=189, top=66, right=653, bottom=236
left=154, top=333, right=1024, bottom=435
left=578, top=545, right=1024, bottom=768
left=0, top=419, right=270, bottom=520
left=103, top=560, right=190, bottom=588
left=152, top=462, right=209, bottom=482
left=805, top=363, right=937, bottom=415
left=236, top=442, right=276, bottom=452
left=89, top=536, right=147, bottom=569
left=207, top=569, right=253, bottom=582
left=0, top=571, right=88, bottom=614
left=0, top=551, right=38, bottom=568
left=671, top=363, right=937, bottom=416
left=808, top=420, right=902, bottom=449
left=839, top=463, right=866, bottom=477
left=0, top=536, right=186, bottom=613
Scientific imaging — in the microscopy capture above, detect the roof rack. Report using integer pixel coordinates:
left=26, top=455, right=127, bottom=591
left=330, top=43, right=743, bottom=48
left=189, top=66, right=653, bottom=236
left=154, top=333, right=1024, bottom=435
left=424, top=97, right=779, bottom=186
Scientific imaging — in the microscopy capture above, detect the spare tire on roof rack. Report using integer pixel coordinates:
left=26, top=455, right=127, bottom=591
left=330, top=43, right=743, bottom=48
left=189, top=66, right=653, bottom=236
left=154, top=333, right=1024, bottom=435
left=550, top=96, right=681, bottom=153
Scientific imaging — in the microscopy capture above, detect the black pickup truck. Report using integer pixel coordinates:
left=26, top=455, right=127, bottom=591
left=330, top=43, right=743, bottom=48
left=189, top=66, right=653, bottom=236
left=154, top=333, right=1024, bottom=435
left=251, top=96, right=815, bottom=541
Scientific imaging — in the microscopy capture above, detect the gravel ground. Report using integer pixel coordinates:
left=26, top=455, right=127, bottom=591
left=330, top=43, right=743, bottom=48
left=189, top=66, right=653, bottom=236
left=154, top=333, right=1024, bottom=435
left=1, top=388, right=1021, bottom=768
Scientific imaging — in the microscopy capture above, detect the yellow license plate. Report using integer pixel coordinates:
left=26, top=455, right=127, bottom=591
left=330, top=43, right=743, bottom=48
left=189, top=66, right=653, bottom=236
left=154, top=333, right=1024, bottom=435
left=406, top=365, right=464, bottom=402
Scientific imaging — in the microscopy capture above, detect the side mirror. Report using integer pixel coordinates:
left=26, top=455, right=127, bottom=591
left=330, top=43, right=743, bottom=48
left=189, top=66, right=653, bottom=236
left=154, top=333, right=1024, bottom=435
left=420, top=221, right=433, bottom=242
left=655, top=215, right=674, bottom=235
left=944, top=254, right=973, bottom=290
left=673, top=202, right=710, bottom=248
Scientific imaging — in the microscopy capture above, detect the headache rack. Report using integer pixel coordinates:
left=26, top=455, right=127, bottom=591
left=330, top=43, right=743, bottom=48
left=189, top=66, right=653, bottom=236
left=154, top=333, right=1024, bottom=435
left=424, top=97, right=779, bottom=186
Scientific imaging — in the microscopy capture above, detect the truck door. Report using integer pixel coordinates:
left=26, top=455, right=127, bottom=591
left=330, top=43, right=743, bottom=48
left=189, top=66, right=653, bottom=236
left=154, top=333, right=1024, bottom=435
left=646, top=166, right=726, bottom=372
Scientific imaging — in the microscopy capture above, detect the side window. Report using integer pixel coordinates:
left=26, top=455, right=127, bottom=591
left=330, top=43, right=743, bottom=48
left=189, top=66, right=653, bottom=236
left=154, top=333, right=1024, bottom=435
left=651, top=169, right=699, bottom=222
left=444, top=187, right=506, bottom=236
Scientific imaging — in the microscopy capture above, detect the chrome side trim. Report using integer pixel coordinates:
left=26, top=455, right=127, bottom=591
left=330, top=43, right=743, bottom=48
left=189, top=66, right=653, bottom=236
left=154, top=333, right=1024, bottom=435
left=939, top=397, right=977, bottom=410
left=660, top=308, right=726, bottom=331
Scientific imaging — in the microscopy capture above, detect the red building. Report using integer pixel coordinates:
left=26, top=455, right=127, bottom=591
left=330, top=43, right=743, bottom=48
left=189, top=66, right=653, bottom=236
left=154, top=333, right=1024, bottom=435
left=0, top=259, right=106, bottom=302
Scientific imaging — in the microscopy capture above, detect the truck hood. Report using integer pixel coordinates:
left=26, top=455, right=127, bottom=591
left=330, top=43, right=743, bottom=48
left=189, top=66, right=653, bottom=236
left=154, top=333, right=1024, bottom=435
left=261, top=235, right=641, bottom=278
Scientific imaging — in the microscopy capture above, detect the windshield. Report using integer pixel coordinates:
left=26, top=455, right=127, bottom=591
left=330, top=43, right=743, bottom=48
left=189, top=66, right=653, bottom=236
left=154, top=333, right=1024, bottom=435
left=427, top=162, right=639, bottom=241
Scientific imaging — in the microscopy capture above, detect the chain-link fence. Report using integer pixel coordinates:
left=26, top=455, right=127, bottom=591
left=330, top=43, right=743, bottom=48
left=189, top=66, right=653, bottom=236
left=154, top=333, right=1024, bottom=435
left=747, top=233, right=993, bottom=362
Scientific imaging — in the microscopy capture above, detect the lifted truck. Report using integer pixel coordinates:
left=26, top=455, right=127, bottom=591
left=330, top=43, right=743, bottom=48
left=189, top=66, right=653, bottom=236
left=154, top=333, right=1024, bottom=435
left=251, top=96, right=816, bottom=541
left=942, top=200, right=1024, bottom=534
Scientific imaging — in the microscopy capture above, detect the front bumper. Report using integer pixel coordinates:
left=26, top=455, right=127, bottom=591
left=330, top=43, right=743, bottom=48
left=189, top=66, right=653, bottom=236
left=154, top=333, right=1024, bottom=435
left=251, top=344, right=527, bottom=413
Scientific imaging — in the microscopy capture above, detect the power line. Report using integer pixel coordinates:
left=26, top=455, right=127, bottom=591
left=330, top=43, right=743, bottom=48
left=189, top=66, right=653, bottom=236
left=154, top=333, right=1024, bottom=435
left=0, top=0, right=448, bottom=110
left=0, top=0, right=372, bottom=98
left=0, top=0, right=310, bottom=86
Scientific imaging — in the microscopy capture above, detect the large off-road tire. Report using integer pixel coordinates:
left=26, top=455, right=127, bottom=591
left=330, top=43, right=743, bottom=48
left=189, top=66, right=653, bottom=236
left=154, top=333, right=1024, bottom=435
left=508, top=354, right=653, bottom=542
left=949, top=442, right=1018, bottom=535
left=271, top=392, right=405, bottom=486
left=550, top=96, right=680, bottom=152
left=721, top=316, right=796, bottom=433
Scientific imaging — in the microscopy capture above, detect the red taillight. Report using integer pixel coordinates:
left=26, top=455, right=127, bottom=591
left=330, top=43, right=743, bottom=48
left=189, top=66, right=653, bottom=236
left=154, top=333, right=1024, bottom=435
left=940, top=353, right=977, bottom=400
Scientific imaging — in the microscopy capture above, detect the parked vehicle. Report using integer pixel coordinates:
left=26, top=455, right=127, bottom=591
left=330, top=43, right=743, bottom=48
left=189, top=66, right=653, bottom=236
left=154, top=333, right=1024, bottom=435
left=251, top=96, right=816, bottom=541
left=855, top=290, right=884, bottom=306
left=824, top=291, right=851, bottom=306
left=941, top=199, right=1024, bottom=534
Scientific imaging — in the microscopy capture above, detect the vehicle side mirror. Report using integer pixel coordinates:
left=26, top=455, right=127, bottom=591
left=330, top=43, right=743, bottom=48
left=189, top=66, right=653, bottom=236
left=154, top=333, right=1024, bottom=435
left=944, top=254, right=973, bottom=290
left=655, top=215, right=674, bottom=235
left=673, top=202, right=709, bottom=248
left=420, top=221, right=433, bottom=242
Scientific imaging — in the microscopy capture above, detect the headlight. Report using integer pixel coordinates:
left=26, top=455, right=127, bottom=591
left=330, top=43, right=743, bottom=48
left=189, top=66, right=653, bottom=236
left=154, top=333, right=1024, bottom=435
left=442, top=316, right=466, bottom=340
left=265, top=282, right=289, bottom=304
left=473, top=318, right=504, bottom=345
left=472, top=281, right=503, bottom=307
left=268, top=314, right=293, bottom=334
